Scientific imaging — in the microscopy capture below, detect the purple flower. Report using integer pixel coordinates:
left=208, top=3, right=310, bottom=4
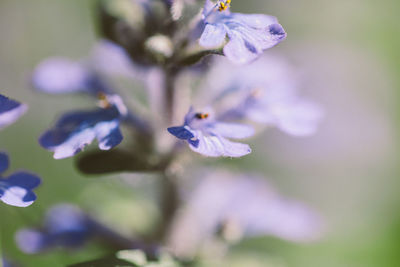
left=32, top=57, right=93, bottom=94
left=16, top=204, right=144, bottom=254
left=0, top=94, right=27, bottom=130
left=32, top=40, right=135, bottom=95
left=16, top=204, right=93, bottom=253
left=199, top=0, right=286, bottom=64
left=39, top=97, right=126, bottom=159
left=0, top=152, right=41, bottom=207
left=168, top=107, right=253, bottom=157
left=202, top=55, right=323, bottom=136
left=2, top=257, right=17, bottom=267
left=168, top=171, right=322, bottom=257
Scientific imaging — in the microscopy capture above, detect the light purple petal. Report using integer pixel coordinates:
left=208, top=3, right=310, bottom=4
left=269, top=100, right=323, bottom=136
left=168, top=172, right=322, bottom=257
left=230, top=13, right=278, bottom=28
left=199, top=23, right=227, bottom=48
left=90, top=40, right=136, bottom=78
left=0, top=187, right=34, bottom=207
left=202, top=0, right=216, bottom=18
left=32, top=57, right=90, bottom=94
left=223, top=33, right=259, bottom=64
left=212, top=122, right=254, bottom=139
left=190, top=131, right=251, bottom=157
left=15, top=229, right=45, bottom=253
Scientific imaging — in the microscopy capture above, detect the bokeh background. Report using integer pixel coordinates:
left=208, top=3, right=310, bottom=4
left=0, top=0, right=399, bottom=266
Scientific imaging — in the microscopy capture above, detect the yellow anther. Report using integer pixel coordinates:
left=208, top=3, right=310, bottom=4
left=218, top=0, right=231, bottom=12
left=97, top=92, right=111, bottom=108
left=195, top=113, right=209, bottom=119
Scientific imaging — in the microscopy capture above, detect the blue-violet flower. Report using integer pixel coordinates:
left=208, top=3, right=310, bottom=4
left=199, top=0, right=286, bottom=64
left=168, top=107, right=253, bottom=157
left=168, top=171, right=322, bottom=257
left=16, top=204, right=93, bottom=253
left=39, top=95, right=127, bottom=159
left=202, top=55, right=323, bottom=136
left=0, top=94, right=27, bottom=130
left=0, top=152, right=41, bottom=207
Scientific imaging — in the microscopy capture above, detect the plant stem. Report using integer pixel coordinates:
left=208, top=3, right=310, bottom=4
left=164, top=68, right=178, bottom=124
left=154, top=170, right=180, bottom=243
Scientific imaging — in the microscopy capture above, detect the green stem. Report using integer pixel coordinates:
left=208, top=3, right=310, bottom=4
left=152, top=170, right=180, bottom=243
left=164, top=68, right=178, bottom=124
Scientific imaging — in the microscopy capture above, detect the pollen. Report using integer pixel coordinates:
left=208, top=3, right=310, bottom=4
left=195, top=112, right=209, bottom=119
left=218, top=0, right=231, bottom=12
left=97, top=92, right=111, bottom=108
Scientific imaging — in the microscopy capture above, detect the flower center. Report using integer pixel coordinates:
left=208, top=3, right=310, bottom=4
left=97, top=92, right=112, bottom=109
left=195, top=113, right=209, bottom=120
left=218, top=0, right=231, bottom=12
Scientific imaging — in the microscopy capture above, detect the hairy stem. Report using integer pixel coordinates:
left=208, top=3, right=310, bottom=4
left=153, top=170, right=180, bottom=243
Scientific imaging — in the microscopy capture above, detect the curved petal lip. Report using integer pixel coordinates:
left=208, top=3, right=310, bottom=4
left=39, top=109, right=123, bottom=159
left=0, top=101, right=27, bottom=129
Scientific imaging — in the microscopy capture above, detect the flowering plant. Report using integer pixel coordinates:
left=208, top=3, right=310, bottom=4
left=1, top=0, right=323, bottom=265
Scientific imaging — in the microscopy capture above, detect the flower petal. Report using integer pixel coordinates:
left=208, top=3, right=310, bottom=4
left=0, top=186, right=35, bottom=207
left=97, top=124, right=123, bottom=150
left=6, top=172, right=41, bottom=190
left=230, top=13, right=278, bottom=28
left=199, top=23, right=227, bottom=48
left=90, top=40, right=136, bottom=78
left=274, top=100, right=323, bottom=136
left=211, top=122, right=254, bottom=139
left=32, top=58, right=91, bottom=94
left=15, top=229, right=45, bottom=254
left=190, top=131, right=251, bottom=157
left=39, top=108, right=123, bottom=159
left=223, top=32, right=259, bottom=64
left=167, top=126, right=195, bottom=140
left=0, top=94, right=27, bottom=129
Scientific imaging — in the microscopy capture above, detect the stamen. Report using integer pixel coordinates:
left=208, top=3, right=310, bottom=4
left=97, top=92, right=111, bottom=108
left=195, top=112, right=209, bottom=119
left=218, top=0, right=231, bottom=12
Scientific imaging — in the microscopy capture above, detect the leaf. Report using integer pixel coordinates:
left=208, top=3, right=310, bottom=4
left=75, top=149, right=162, bottom=175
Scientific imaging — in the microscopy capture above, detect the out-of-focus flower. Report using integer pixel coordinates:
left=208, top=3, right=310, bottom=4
left=168, top=171, right=322, bottom=258
left=90, top=40, right=138, bottom=78
left=201, top=55, right=323, bottom=136
left=34, top=41, right=153, bottom=159
left=199, top=0, right=286, bottom=64
left=16, top=204, right=93, bottom=253
left=32, top=40, right=136, bottom=95
left=0, top=94, right=27, bottom=130
left=16, top=204, right=147, bottom=254
left=0, top=152, right=41, bottom=207
left=2, top=257, right=17, bottom=267
left=39, top=96, right=126, bottom=159
left=168, top=107, right=253, bottom=157
left=32, top=57, right=94, bottom=94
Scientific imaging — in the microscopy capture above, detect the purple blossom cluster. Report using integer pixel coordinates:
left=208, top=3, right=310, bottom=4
left=3, top=0, right=324, bottom=265
left=0, top=94, right=41, bottom=207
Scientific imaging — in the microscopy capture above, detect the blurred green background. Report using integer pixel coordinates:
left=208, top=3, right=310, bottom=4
left=0, top=0, right=399, bottom=266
